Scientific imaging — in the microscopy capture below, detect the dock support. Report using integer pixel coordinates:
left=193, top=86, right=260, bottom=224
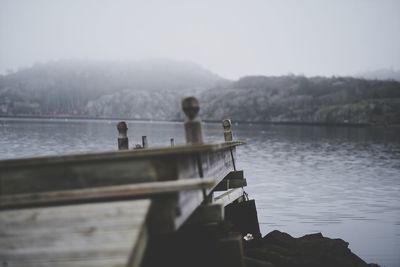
left=218, top=233, right=245, bottom=267
left=225, top=199, right=262, bottom=241
left=223, top=119, right=237, bottom=170
left=223, top=119, right=233, bottom=142
left=117, top=121, right=129, bottom=150
left=187, top=203, right=224, bottom=225
left=142, top=136, right=148, bottom=148
left=182, top=97, right=203, bottom=144
left=182, top=97, right=207, bottom=201
left=213, top=171, right=247, bottom=192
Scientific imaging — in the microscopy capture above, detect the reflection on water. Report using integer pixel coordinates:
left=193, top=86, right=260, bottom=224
left=1, top=118, right=399, bottom=267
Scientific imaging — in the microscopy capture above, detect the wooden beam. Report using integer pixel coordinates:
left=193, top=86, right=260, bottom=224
left=0, top=199, right=151, bottom=267
left=182, top=97, right=203, bottom=144
left=228, top=178, right=247, bottom=188
left=128, top=223, right=149, bottom=267
left=213, top=170, right=247, bottom=192
left=225, top=170, right=244, bottom=180
left=117, top=121, right=129, bottom=150
left=0, top=142, right=244, bottom=169
left=186, top=203, right=224, bottom=225
left=0, top=142, right=243, bottom=195
left=0, top=178, right=216, bottom=210
left=214, top=188, right=245, bottom=207
left=213, top=180, right=230, bottom=191
left=218, top=233, right=245, bottom=267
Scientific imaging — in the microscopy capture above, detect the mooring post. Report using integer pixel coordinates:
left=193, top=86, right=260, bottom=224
left=223, top=119, right=233, bottom=142
left=170, top=138, right=175, bottom=147
left=117, top=121, right=129, bottom=150
left=182, top=97, right=207, bottom=201
left=182, top=96, right=203, bottom=144
left=142, top=136, right=148, bottom=148
left=223, top=119, right=237, bottom=170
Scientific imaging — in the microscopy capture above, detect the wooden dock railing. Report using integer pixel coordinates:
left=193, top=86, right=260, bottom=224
left=0, top=97, right=260, bottom=267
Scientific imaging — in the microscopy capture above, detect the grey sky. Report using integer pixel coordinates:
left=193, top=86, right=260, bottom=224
left=0, top=0, right=399, bottom=79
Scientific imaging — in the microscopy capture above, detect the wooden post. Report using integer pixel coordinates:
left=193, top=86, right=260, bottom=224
left=182, top=97, right=203, bottom=144
left=142, top=136, right=148, bottom=148
left=223, top=119, right=233, bottom=142
left=117, top=121, right=129, bottom=150
left=223, top=119, right=237, bottom=170
left=170, top=138, right=175, bottom=147
left=218, top=233, right=245, bottom=267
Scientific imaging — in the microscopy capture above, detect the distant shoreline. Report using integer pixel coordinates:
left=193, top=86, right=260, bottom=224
left=2, top=114, right=398, bottom=128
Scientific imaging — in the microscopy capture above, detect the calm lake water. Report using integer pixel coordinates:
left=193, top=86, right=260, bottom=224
left=1, top=118, right=399, bottom=267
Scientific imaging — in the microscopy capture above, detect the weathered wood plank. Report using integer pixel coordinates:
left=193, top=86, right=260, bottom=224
left=0, top=178, right=216, bottom=210
left=186, top=203, right=224, bottom=225
left=174, top=147, right=237, bottom=193
left=127, top=221, right=148, bottom=267
left=217, top=233, right=245, bottom=267
left=201, top=148, right=235, bottom=188
left=0, top=258, right=127, bottom=267
left=228, top=178, right=247, bottom=188
left=213, top=180, right=230, bottom=191
left=0, top=142, right=243, bottom=195
left=213, top=170, right=246, bottom=191
left=175, top=189, right=204, bottom=228
left=0, top=199, right=151, bottom=267
left=117, top=121, right=129, bottom=150
left=225, top=170, right=244, bottom=180
left=0, top=141, right=243, bottom=236
left=214, top=188, right=245, bottom=207
left=148, top=189, right=205, bottom=234
left=182, top=97, right=203, bottom=144
left=0, top=159, right=161, bottom=195
left=0, top=142, right=243, bottom=169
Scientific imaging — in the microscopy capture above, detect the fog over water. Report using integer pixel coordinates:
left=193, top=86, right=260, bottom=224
left=1, top=0, right=400, bottom=79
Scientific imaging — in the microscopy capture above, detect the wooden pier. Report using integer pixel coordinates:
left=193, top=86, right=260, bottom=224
left=0, top=97, right=261, bottom=267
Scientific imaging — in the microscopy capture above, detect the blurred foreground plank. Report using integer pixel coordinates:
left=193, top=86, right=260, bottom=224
left=0, top=199, right=151, bottom=267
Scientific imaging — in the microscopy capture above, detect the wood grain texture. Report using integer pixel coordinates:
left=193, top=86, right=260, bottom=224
left=214, top=188, right=245, bottom=207
left=0, top=142, right=243, bottom=169
left=0, top=199, right=151, bottom=267
left=0, top=141, right=243, bottom=239
left=0, top=142, right=243, bottom=195
left=0, top=178, right=216, bottom=210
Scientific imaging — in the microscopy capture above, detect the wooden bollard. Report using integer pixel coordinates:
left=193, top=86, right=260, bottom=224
left=170, top=138, right=175, bottom=147
left=142, top=136, right=148, bottom=148
left=223, top=119, right=233, bottom=141
left=182, top=97, right=203, bottom=144
left=117, top=121, right=129, bottom=150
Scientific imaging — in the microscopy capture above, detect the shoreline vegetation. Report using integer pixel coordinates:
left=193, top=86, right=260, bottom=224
left=1, top=60, right=399, bottom=126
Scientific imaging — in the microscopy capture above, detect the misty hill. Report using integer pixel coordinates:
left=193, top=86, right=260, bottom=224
left=357, top=68, right=400, bottom=82
left=1, top=61, right=400, bottom=125
left=0, top=59, right=226, bottom=119
left=200, top=75, right=400, bottom=125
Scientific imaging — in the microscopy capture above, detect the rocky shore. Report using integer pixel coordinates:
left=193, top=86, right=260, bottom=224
left=244, top=230, right=380, bottom=267
left=142, top=217, right=380, bottom=267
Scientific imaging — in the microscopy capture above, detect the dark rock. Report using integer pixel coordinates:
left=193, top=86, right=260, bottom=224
left=245, top=230, right=380, bottom=267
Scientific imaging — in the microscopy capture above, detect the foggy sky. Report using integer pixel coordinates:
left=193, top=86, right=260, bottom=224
left=1, top=0, right=399, bottom=79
